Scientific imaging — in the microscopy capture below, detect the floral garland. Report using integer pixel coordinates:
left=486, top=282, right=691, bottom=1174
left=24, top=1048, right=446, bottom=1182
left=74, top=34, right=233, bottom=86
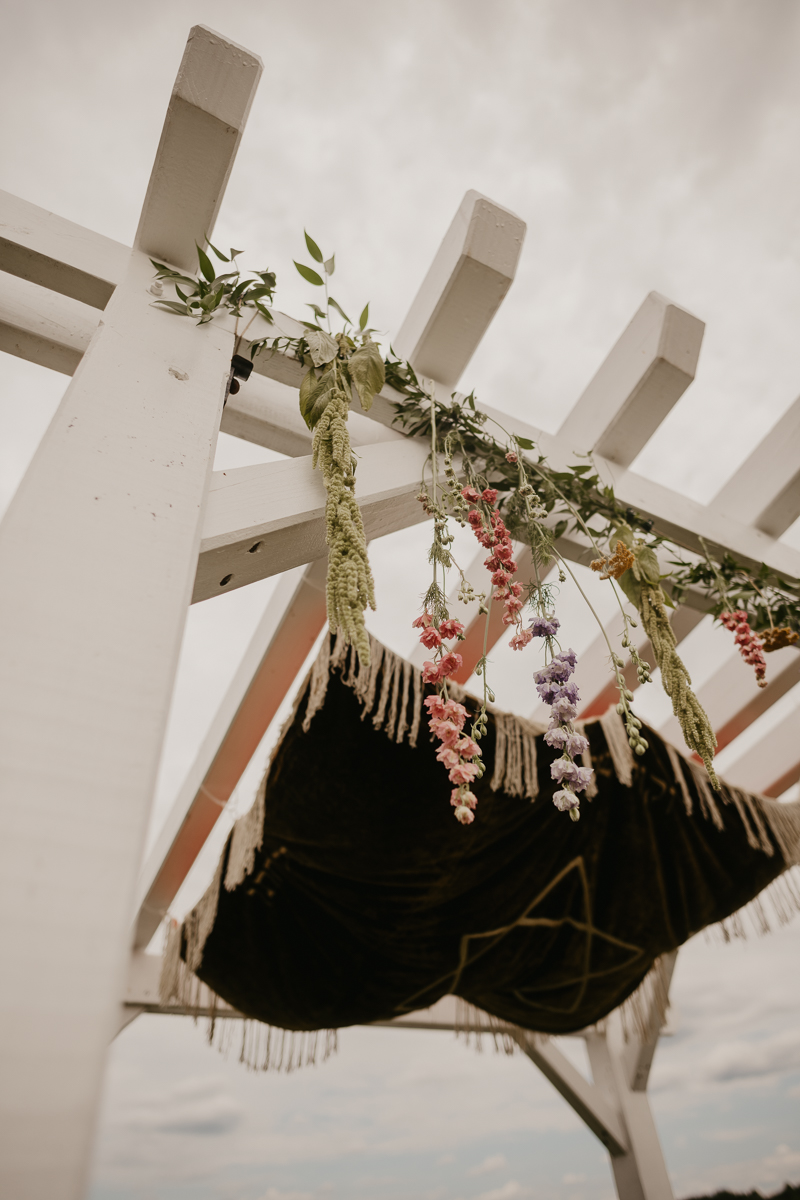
left=151, top=240, right=800, bottom=824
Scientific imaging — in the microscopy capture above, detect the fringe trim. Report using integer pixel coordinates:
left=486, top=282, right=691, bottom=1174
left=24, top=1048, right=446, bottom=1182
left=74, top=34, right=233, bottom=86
left=599, top=708, right=634, bottom=787
left=489, top=711, right=541, bottom=800
left=617, top=952, right=674, bottom=1045
left=225, top=774, right=266, bottom=890
left=453, top=997, right=523, bottom=1056
left=705, top=864, right=800, bottom=943
left=183, top=850, right=224, bottom=974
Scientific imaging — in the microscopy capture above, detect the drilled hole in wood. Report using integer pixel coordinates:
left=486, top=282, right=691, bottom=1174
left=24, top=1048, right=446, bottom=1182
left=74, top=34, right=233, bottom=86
left=248, top=540, right=264, bottom=554
left=219, top=574, right=233, bottom=587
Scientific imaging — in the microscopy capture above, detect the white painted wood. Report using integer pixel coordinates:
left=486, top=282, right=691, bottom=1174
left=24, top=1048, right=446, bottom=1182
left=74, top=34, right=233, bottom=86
left=716, top=702, right=800, bottom=794
left=0, top=189, right=128, bottom=309
left=0, top=249, right=233, bottom=1200
left=221, top=370, right=406, bottom=457
left=134, top=26, right=262, bottom=270
left=133, top=559, right=328, bottom=950
left=193, top=439, right=436, bottom=603
left=623, top=951, right=678, bottom=1093
left=2, top=266, right=797, bottom=590
left=0, top=270, right=98, bottom=375
left=712, top=393, right=800, bottom=537
left=0, top=24, right=261, bottom=1196
left=585, top=1016, right=674, bottom=1199
left=557, top=292, right=704, bottom=467
left=516, top=1031, right=629, bottom=1157
left=392, top=190, right=526, bottom=388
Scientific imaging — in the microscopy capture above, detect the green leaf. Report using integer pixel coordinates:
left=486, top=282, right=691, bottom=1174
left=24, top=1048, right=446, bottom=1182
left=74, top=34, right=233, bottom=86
left=205, top=239, right=229, bottom=262
left=294, top=261, right=324, bottom=286
left=304, top=328, right=339, bottom=367
left=196, top=245, right=216, bottom=282
left=324, top=254, right=335, bottom=276
left=230, top=248, right=244, bottom=260
left=299, top=366, right=336, bottom=429
left=306, top=303, right=328, bottom=321
left=617, top=568, right=643, bottom=610
left=304, top=231, right=324, bottom=263
left=152, top=300, right=191, bottom=315
left=514, top=435, right=535, bottom=450
left=348, top=341, right=385, bottom=412
left=635, top=546, right=661, bottom=587
left=328, top=296, right=351, bottom=323
left=553, top=519, right=568, bottom=541
left=358, top=303, right=370, bottom=331
left=570, top=464, right=591, bottom=475
left=612, top=523, right=635, bottom=548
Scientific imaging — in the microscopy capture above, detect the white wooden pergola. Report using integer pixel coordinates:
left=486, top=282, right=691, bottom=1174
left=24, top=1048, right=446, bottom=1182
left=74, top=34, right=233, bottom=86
left=1, top=26, right=799, bottom=1200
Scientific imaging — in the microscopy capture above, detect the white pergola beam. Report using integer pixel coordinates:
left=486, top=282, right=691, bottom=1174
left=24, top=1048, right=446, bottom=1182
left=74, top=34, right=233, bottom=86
left=392, top=190, right=526, bottom=388
left=717, top=702, right=800, bottom=794
left=0, top=29, right=261, bottom=1200
left=557, top=292, right=704, bottom=467
left=712, top=393, right=800, bottom=537
left=193, top=438, right=434, bottom=603
left=2, top=267, right=799, bottom=592
left=134, top=26, right=262, bottom=270
left=133, top=560, right=328, bottom=950
left=0, top=189, right=128, bottom=309
left=0, top=271, right=96, bottom=375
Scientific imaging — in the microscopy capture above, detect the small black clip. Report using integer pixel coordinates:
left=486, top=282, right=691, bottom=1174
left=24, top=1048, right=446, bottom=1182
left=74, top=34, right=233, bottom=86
left=224, top=354, right=255, bottom=404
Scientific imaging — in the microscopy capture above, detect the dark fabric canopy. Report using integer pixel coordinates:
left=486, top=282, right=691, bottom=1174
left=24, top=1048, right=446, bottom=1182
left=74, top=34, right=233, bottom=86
left=166, top=635, right=799, bottom=1037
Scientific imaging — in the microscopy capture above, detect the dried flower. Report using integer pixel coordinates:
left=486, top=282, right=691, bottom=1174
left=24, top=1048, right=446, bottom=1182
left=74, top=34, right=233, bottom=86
left=591, top=540, right=636, bottom=581
left=720, top=610, right=768, bottom=688
left=760, top=626, right=799, bottom=653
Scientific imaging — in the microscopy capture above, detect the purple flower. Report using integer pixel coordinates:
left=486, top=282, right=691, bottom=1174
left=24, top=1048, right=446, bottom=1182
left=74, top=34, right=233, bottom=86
left=549, top=696, right=578, bottom=722
left=530, top=615, right=560, bottom=638
left=571, top=766, right=595, bottom=793
left=544, top=727, right=568, bottom=750
left=553, top=787, right=579, bottom=812
left=564, top=732, right=589, bottom=758
left=551, top=758, right=585, bottom=786
left=553, top=648, right=578, bottom=672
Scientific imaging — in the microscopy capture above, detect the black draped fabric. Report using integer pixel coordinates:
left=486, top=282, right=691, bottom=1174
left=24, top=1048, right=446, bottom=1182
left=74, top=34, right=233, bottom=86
left=184, top=640, right=794, bottom=1035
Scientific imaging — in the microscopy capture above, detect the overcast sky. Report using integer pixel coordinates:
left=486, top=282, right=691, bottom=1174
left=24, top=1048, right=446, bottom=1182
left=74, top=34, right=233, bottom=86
left=2, top=2, right=800, bottom=1198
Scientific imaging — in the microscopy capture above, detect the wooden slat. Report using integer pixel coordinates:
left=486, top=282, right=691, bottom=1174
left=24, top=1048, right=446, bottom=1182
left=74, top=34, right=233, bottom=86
left=134, top=25, right=263, bottom=270
left=712, top=393, right=800, bottom=537
left=133, top=560, right=327, bottom=949
left=0, top=189, right=129, bottom=309
left=763, top=760, right=800, bottom=800
left=392, top=190, right=526, bottom=387
left=717, top=700, right=800, bottom=793
left=557, top=292, right=704, bottom=467
left=193, top=440, right=435, bottom=603
left=0, top=271, right=97, bottom=375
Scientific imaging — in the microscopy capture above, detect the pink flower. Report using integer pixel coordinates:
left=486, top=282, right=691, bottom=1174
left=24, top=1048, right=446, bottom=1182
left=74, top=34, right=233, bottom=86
left=455, top=735, right=481, bottom=759
left=454, top=805, right=475, bottom=825
left=429, top=718, right=461, bottom=747
left=442, top=699, right=468, bottom=728
left=419, top=627, right=442, bottom=650
left=491, top=570, right=511, bottom=586
left=436, top=745, right=461, bottom=769
left=438, top=618, right=464, bottom=640
left=422, top=660, right=442, bottom=684
left=505, top=452, right=518, bottom=464
left=467, top=509, right=483, bottom=527
left=451, top=788, right=477, bottom=809
left=412, top=612, right=433, bottom=629
left=438, top=651, right=463, bottom=678
left=509, top=628, right=533, bottom=651
left=508, top=582, right=522, bottom=597
left=504, top=596, right=523, bottom=614
left=449, top=761, right=479, bottom=785
left=482, top=488, right=498, bottom=505
left=461, top=486, right=480, bottom=504
left=424, top=695, right=445, bottom=719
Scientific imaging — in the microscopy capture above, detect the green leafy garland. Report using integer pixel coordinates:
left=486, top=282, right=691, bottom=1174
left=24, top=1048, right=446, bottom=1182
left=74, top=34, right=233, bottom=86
left=150, top=240, right=800, bottom=786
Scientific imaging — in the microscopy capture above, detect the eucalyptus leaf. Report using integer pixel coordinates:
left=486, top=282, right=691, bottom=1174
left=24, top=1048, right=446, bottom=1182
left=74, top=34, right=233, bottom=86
left=205, top=239, right=229, bottom=262
left=196, top=245, right=216, bottom=282
left=304, top=328, right=339, bottom=367
left=152, top=300, right=191, bottom=315
left=324, top=254, right=335, bottom=276
left=348, top=340, right=384, bottom=413
left=304, top=231, right=324, bottom=263
left=294, top=261, right=324, bottom=287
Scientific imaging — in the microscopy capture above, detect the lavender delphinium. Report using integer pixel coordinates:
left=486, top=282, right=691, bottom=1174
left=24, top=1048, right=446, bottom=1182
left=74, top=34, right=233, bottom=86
left=535, top=649, right=594, bottom=822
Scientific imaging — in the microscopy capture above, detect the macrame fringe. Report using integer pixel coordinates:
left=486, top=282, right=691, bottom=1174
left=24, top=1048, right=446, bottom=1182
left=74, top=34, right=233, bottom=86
left=599, top=708, right=635, bottom=786
left=705, top=864, right=800, bottom=943
left=159, top=919, right=338, bottom=1073
left=453, top=997, right=522, bottom=1056
left=617, top=952, right=674, bottom=1045
left=489, top=711, right=542, bottom=800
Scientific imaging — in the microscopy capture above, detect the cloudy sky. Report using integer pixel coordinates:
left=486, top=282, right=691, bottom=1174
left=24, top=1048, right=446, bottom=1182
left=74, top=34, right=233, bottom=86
left=2, top=1, right=800, bottom=1197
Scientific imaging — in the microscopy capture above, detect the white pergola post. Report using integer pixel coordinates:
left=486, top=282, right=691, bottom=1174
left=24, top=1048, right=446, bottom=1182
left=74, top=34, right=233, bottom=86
left=0, top=28, right=261, bottom=1200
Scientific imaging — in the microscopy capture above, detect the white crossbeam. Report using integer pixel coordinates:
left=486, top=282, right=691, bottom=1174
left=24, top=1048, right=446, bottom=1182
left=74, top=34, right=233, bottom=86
left=134, top=26, right=262, bottom=270
left=193, top=439, right=434, bottom=603
left=0, top=29, right=261, bottom=1200
left=556, top=292, right=704, bottom=466
left=0, top=189, right=128, bottom=309
left=133, top=560, right=328, bottom=950
left=712, top=393, right=800, bottom=537
left=392, top=190, right=526, bottom=388
left=717, top=702, right=800, bottom=794
left=0, top=271, right=96, bottom=375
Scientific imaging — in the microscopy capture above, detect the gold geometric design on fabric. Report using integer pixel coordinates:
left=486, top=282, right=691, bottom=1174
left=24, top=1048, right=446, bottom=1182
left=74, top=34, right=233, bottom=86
left=396, top=857, right=645, bottom=1017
